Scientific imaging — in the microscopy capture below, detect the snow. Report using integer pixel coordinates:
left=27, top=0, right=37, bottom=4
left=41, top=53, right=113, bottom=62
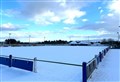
left=88, top=49, right=120, bottom=82
left=1, top=46, right=107, bottom=64
left=0, top=46, right=119, bottom=82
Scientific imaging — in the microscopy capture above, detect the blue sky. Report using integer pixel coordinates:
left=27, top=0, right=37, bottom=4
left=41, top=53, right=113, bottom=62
left=0, top=0, right=120, bottom=42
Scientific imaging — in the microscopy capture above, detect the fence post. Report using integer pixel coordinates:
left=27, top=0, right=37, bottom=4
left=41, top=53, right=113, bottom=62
left=9, top=55, right=12, bottom=67
left=33, top=57, right=37, bottom=73
left=104, top=49, right=106, bottom=55
left=82, top=62, right=87, bottom=82
left=95, top=55, right=98, bottom=69
left=102, top=50, right=105, bottom=56
left=99, top=52, right=102, bottom=62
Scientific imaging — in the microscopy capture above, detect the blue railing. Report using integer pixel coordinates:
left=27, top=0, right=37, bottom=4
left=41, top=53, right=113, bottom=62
left=82, top=46, right=111, bottom=82
left=0, top=55, right=34, bottom=72
left=0, top=46, right=111, bottom=82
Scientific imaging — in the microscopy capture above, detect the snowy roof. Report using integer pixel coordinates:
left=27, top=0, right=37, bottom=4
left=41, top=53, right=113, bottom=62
left=69, top=41, right=91, bottom=45
left=79, top=41, right=91, bottom=45
left=69, top=41, right=79, bottom=44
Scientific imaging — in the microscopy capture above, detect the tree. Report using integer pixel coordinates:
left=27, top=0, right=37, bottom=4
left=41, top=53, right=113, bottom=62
left=5, top=39, right=20, bottom=44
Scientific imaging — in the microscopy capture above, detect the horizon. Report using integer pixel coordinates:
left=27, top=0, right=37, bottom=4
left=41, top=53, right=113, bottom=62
left=0, top=0, right=120, bottom=42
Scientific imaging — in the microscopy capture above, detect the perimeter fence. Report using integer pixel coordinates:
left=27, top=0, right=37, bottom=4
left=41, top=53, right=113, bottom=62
left=0, top=46, right=111, bottom=82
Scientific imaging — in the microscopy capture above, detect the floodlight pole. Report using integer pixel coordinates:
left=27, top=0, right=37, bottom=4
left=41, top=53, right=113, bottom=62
left=69, top=36, right=71, bottom=41
left=88, top=36, right=89, bottom=43
left=117, top=26, right=120, bottom=42
left=29, top=35, right=31, bottom=46
left=9, top=33, right=11, bottom=46
left=118, top=26, right=120, bottom=42
left=44, top=36, right=46, bottom=42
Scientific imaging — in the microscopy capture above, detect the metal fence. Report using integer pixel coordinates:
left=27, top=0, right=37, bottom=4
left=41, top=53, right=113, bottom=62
left=0, top=46, right=111, bottom=82
left=0, top=55, right=34, bottom=72
left=82, top=46, right=111, bottom=82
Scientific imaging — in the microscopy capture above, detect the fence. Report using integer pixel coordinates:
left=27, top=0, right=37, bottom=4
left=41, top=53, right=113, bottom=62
left=0, top=46, right=111, bottom=82
left=0, top=55, right=35, bottom=72
left=82, top=46, right=111, bottom=82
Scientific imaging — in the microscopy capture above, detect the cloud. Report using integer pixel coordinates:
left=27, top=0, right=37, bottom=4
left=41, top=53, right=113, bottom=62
left=1, top=9, right=20, bottom=17
left=98, top=6, right=103, bottom=14
left=0, top=30, right=68, bottom=42
left=0, top=23, right=25, bottom=31
left=68, top=32, right=117, bottom=41
left=108, top=0, right=120, bottom=14
left=107, top=13, right=114, bottom=16
left=18, top=0, right=95, bottom=25
left=82, top=18, right=88, bottom=22
left=74, top=0, right=119, bottom=34
left=63, top=27, right=71, bottom=30
left=63, top=9, right=86, bottom=24
left=74, top=13, right=119, bottom=40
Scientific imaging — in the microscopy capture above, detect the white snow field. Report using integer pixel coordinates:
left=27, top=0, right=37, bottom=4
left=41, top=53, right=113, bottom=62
left=0, top=46, right=118, bottom=82
left=88, top=49, right=120, bottom=82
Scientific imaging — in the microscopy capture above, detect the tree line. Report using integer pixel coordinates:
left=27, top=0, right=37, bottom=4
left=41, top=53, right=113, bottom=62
left=4, top=38, right=120, bottom=48
left=4, top=39, right=68, bottom=45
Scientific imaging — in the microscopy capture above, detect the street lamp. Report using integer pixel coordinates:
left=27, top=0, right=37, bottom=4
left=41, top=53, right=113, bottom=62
left=117, top=32, right=119, bottom=42
left=29, top=35, right=31, bottom=46
left=88, top=36, right=89, bottom=43
left=9, top=33, right=11, bottom=46
left=9, top=33, right=11, bottom=39
left=69, top=36, right=71, bottom=41
left=44, top=36, right=46, bottom=42
left=117, top=26, right=120, bottom=42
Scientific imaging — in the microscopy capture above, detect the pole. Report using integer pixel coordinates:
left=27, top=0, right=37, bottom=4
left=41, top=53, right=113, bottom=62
left=44, top=36, right=46, bottom=41
left=9, top=55, right=12, bottom=67
left=117, top=32, right=119, bottom=42
left=9, top=33, right=11, bottom=46
left=118, top=26, right=120, bottom=42
left=29, top=35, right=31, bottom=46
left=82, top=62, right=87, bottom=82
left=69, top=37, right=71, bottom=41
left=88, top=36, right=89, bottom=43
left=33, top=57, right=37, bottom=73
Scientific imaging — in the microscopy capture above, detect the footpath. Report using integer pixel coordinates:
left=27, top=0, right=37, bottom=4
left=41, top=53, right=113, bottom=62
left=88, top=49, right=120, bottom=82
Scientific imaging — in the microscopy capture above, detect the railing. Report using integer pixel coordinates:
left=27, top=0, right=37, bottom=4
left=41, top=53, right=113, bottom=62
left=0, top=46, right=111, bottom=82
left=0, top=55, right=34, bottom=72
left=82, top=46, right=111, bottom=82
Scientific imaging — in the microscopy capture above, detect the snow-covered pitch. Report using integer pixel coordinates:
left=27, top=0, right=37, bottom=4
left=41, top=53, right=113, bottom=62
left=1, top=46, right=118, bottom=82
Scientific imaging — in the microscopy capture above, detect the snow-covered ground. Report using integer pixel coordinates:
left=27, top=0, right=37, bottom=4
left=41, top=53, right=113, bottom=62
left=1, top=46, right=107, bottom=64
left=88, top=49, right=120, bottom=82
left=0, top=46, right=119, bottom=82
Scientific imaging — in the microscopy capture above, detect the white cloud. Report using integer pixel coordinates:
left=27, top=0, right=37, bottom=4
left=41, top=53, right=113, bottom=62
left=19, top=0, right=90, bottom=25
left=31, top=8, right=86, bottom=25
left=108, top=0, right=120, bottom=14
left=1, top=30, right=69, bottom=42
left=100, top=10, right=103, bottom=14
left=98, top=6, right=104, bottom=14
left=63, top=27, right=70, bottom=30
left=50, top=16, right=61, bottom=22
left=96, top=30, right=109, bottom=35
left=96, top=21, right=105, bottom=24
left=82, top=19, right=88, bottom=22
left=0, top=23, right=27, bottom=31
left=107, top=13, right=114, bottom=16
left=98, top=7, right=102, bottom=10
left=1, top=9, right=20, bottom=17
left=63, top=9, right=86, bottom=24
left=63, top=18, right=75, bottom=24
left=0, top=23, right=21, bottom=31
